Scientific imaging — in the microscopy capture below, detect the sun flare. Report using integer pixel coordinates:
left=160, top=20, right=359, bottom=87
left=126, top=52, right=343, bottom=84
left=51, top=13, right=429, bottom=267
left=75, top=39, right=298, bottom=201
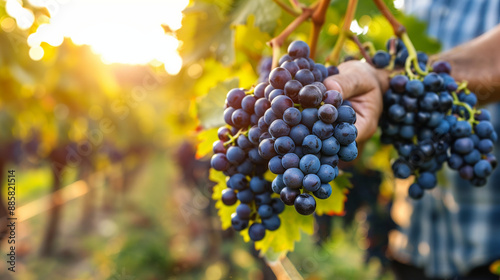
left=9, top=0, right=189, bottom=75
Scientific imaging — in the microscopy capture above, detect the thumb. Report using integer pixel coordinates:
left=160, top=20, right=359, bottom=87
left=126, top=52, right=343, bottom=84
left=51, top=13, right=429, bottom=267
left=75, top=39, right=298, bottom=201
left=323, top=60, right=389, bottom=101
left=322, top=61, right=372, bottom=100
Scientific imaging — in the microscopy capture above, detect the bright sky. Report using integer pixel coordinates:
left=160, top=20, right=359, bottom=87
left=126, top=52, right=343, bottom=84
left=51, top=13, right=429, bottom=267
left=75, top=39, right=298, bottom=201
left=6, top=0, right=189, bottom=75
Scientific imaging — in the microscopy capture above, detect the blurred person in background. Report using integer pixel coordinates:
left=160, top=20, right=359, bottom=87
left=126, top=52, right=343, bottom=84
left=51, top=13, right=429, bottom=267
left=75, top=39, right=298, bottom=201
left=324, top=0, right=500, bottom=279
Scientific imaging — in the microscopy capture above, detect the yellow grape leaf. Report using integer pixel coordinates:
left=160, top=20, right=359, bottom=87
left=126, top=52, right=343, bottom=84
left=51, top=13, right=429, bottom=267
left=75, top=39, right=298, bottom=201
left=239, top=204, right=314, bottom=258
left=490, top=260, right=500, bottom=275
left=234, top=15, right=271, bottom=56
left=231, top=0, right=281, bottom=34
left=210, top=169, right=238, bottom=230
left=193, top=59, right=236, bottom=98
left=368, top=145, right=394, bottom=173
left=196, top=127, right=218, bottom=159
left=316, top=172, right=352, bottom=216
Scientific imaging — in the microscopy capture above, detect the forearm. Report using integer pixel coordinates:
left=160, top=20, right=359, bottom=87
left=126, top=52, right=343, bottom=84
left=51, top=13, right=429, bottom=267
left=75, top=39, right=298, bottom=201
left=431, top=24, right=500, bottom=104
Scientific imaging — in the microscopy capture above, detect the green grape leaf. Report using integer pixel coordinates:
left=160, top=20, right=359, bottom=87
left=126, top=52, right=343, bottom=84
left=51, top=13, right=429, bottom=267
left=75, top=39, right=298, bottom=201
left=196, top=127, right=218, bottom=159
left=196, top=78, right=239, bottom=129
left=180, top=2, right=235, bottom=65
left=180, top=0, right=280, bottom=65
left=231, top=0, right=281, bottom=34
left=315, top=172, right=352, bottom=216
left=210, top=169, right=238, bottom=230
left=239, top=204, right=314, bottom=259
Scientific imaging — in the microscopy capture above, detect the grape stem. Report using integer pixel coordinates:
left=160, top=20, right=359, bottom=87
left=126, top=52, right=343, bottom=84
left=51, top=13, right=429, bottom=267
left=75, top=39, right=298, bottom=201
left=450, top=90, right=479, bottom=125
left=362, top=41, right=376, bottom=56
left=245, top=87, right=255, bottom=95
left=309, top=0, right=331, bottom=59
left=457, top=81, right=471, bottom=94
left=272, top=0, right=300, bottom=17
left=385, top=38, right=397, bottom=71
left=269, top=7, right=315, bottom=68
left=327, top=0, right=358, bottom=65
left=388, top=38, right=397, bottom=55
left=401, top=32, right=428, bottom=79
left=371, top=0, right=427, bottom=77
left=223, top=128, right=249, bottom=146
left=348, top=33, right=374, bottom=65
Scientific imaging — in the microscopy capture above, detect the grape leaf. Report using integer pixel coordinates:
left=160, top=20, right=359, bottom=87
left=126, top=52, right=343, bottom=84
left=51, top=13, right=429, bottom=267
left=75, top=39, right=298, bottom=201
left=196, top=78, right=239, bottom=129
left=180, top=0, right=280, bottom=65
left=239, top=203, right=315, bottom=259
left=231, top=0, right=281, bottom=34
left=315, top=172, right=352, bottom=216
left=234, top=15, right=272, bottom=60
left=490, top=260, right=500, bottom=276
left=198, top=0, right=233, bottom=15
left=180, top=2, right=235, bottom=65
left=196, top=127, right=218, bottom=159
left=210, top=169, right=238, bottom=230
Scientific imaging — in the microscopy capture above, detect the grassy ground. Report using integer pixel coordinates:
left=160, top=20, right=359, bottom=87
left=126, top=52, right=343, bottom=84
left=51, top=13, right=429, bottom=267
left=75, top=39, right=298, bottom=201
left=0, top=153, right=394, bottom=280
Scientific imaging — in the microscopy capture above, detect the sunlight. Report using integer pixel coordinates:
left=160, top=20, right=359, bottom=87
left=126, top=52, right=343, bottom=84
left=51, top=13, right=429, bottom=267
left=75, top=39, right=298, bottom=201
left=5, top=0, right=35, bottom=30
left=350, top=20, right=368, bottom=35
left=24, top=0, right=189, bottom=74
left=393, top=0, right=405, bottom=10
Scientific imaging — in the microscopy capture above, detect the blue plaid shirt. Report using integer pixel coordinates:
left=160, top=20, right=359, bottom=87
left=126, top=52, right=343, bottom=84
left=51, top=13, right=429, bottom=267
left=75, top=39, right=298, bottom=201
left=390, top=0, right=500, bottom=277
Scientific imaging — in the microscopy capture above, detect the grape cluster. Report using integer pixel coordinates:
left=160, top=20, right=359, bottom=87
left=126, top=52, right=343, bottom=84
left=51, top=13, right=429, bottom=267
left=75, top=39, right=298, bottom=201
left=376, top=41, right=497, bottom=199
left=210, top=40, right=358, bottom=240
left=447, top=100, right=498, bottom=186
left=252, top=41, right=358, bottom=215
left=211, top=87, right=285, bottom=242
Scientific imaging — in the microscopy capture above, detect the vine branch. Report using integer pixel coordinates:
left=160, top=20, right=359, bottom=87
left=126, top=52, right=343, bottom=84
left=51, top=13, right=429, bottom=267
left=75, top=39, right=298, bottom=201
left=288, top=0, right=303, bottom=14
left=272, top=0, right=300, bottom=17
left=348, top=33, right=373, bottom=65
left=372, top=0, right=406, bottom=36
left=266, top=256, right=304, bottom=280
left=327, top=0, right=358, bottom=65
left=309, top=0, right=331, bottom=59
left=362, top=41, right=376, bottom=56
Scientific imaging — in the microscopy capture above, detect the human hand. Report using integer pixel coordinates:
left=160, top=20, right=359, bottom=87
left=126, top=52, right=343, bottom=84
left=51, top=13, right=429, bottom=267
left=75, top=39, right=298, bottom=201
left=323, top=60, right=390, bottom=142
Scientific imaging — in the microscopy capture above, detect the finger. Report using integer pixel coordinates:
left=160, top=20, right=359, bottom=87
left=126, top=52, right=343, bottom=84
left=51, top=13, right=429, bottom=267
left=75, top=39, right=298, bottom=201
left=349, top=93, right=380, bottom=142
left=323, top=61, right=375, bottom=100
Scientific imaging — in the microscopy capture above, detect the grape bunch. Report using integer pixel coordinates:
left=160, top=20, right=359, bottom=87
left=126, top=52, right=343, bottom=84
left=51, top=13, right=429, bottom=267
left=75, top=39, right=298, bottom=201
left=210, top=40, right=358, bottom=240
left=376, top=40, right=497, bottom=199
left=211, top=87, right=286, bottom=242
left=251, top=40, right=358, bottom=215
left=446, top=98, right=498, bottom=186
